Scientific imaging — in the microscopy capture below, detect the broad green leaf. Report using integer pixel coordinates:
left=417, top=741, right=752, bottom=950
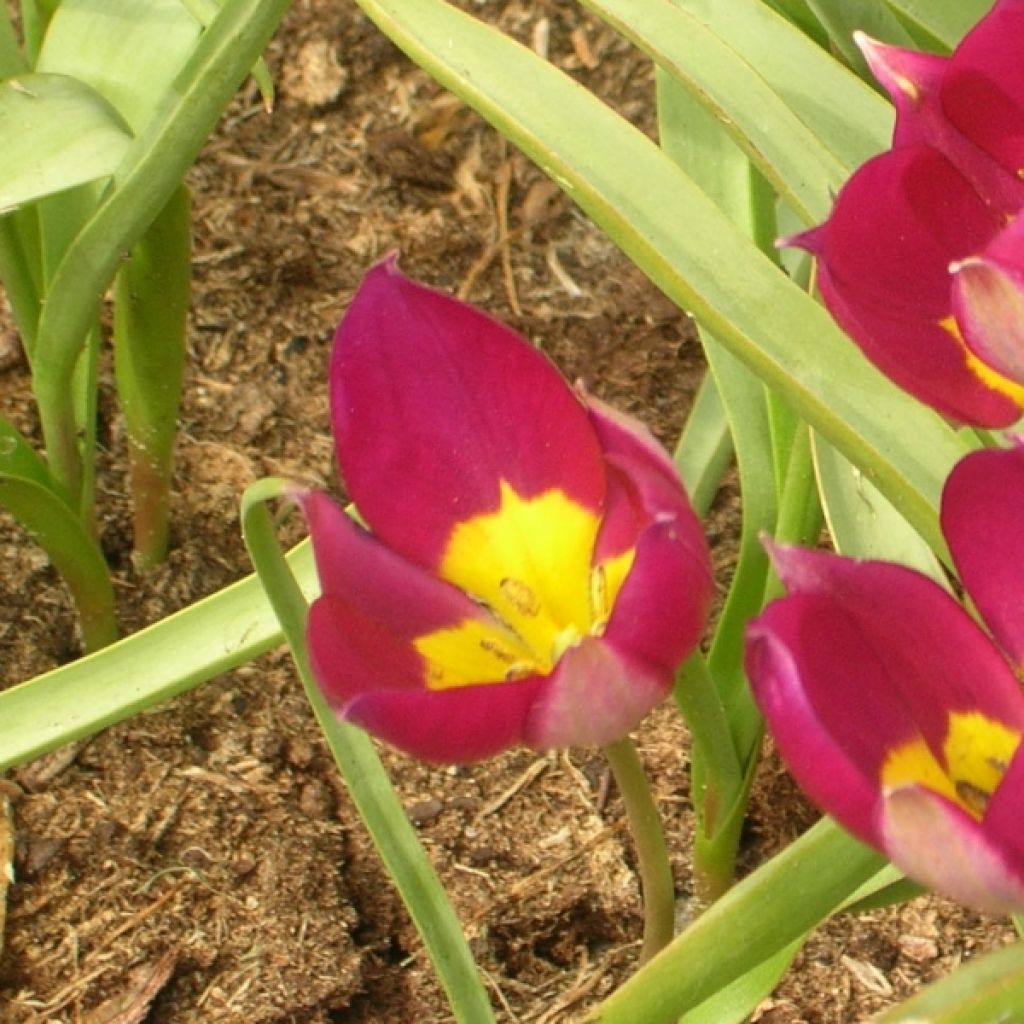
left=673, top=370, right=732, bottom=519
left=0, top=416, right=116, bottom=651
left=665, top=0, right=891, bottom=173
left=875, top=941, right=1024, bottom=1023
left=585, top=0, right=848, bottom=222
left=812, top=432, right=951, bottom=590
left=883, top=0, right=991, bottom=50
left=761, top=0, right=829, bottom=47
left=38, top=0, right=201, bottom=132
left=354, top=0, right=967, bottom=562
left=0, top=74, right=131, bottom=211
left=0, top=7, right=26, bottom=77
left=0, top=539, right=316, bottom=770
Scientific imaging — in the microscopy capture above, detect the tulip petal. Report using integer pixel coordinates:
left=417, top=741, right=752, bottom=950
left=942, top=446, right=1024, bottom=667
left=745, top=593, right=896, bottom=846
left=344, top=675, right=544, bottom=763
left=603, top=518, right=713, bottom=678
left=767, top=543, right=1024, bottom=739
left=882, top=786, right=1024, bottom=914
left=980, top=743, right=1024, bottom=860
left=787, top=145, right=1021, bottom=425
left=524, top=636, right=666, bottom=750
left=330, top=256, right=606, bottom=571
left=941, top=0, right=1024, bottom=179
left=952, top=217, right=1024, bottom=385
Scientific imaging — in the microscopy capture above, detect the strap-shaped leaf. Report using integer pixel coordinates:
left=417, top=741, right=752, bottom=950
left=0, top=417, right=115, bottom=650
left=354, top=0, right=968, bottom=557
left=883, top=0, right=992, bottom=50
left=0, top=73, right=131, bottom=211
left=584, top=0, right=860, bottom=221
left=804, top=0, right=915, bottom=73
left=37, top=0, right=201, bottom=132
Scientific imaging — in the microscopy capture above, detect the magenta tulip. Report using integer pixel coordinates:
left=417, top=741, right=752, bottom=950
left=298, top=256, right=713, bottom=763
left=784, top=0, right=1024, bottom=426
left=745, top=445, right=1024, bottom=913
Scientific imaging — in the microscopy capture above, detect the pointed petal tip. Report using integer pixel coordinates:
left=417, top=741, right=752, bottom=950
left=776, top=226, right=822, bottom=253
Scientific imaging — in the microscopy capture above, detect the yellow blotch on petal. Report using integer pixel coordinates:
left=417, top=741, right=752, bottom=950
left=939, top=315, right=1024, bottom=409
left=437, top=481, right=600, bottom=661
left=415, top=617, right=538, bottom=691
left=881, top=711, right=1021, bottom=821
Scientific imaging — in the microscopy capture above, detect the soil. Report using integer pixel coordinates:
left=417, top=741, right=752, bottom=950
left=0, top=2, right=1017, bottom=1022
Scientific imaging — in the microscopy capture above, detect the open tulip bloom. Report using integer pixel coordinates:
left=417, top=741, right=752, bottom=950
left=784, top=0, right=1024, bottom=426
left=746, top=445, right=1024, bottom=914
left=297, top=257, right=713, bottom=763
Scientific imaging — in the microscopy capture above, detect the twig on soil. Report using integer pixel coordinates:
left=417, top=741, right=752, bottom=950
left=474, top=755, right=551, bottom=822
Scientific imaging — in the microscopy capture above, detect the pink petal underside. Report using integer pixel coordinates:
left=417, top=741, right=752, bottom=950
left=603, top=518, right=712, bottom=678
left=942, top=446, right=1024, bottom=668
left=941, top=0, right=1024, bottom=180
left=951, top=217, right=1024, bottom=385
left=330, top=256, right=606, bottom=571
left=524, top=636, right=667, bottom=750
left=344, top=675, right=544, bottom=764
left=767, top=542, right=1024, bottom=739
left=297, top=490, right=494, bottom=637
left=745, top=596, right=884, bottom=846
left=881, top=786, right=1024, bottom=914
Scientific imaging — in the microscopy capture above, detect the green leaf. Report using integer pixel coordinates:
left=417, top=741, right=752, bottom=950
left=589, top=819, right=885, bottom=1024
left=584, top=0, right=853, bottom=222
left=883, top=0, right=991, bottom=50
left=0, top=74, right=131, bottom=211
left=875, top=941, right=1024, bottom=1023
left=0, top=7, right=26, bottom=77
left=353, top=0, right=966, bottom=561
left=803, top=0, right=915, bottom=76
left=37, top=0, right=201, bottom=132
left=812, top=432, right=951, bottom=590
left=0, top=416, right=116, bottom=651
left=673, top=370, right=732, bottom=519
left=0, top=539, right=317, bottom=771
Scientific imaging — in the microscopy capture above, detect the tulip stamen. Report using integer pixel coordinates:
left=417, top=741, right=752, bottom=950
left=954, top=779, right=992, bottom=817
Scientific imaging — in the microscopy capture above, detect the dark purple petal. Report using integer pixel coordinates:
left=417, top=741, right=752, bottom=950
left=942, top=446, right=1024, bottom=668
left=344, top=676, right=544, bottom=763
left=330, top=256, right=606, bottom=572
left=882, top=786, right=1024, bottom=913
left=524, top=636, right=666, bottom=749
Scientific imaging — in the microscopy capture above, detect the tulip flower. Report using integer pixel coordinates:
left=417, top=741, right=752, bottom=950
left=298, top=256, right=713, bottom=763
left=783, top=0, right=1024, bottom=427
left=745, top=445, right=1024, bottom=913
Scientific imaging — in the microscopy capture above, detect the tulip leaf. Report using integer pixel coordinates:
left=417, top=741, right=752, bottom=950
left=0, top=539, right=318, bottom=772
left=589, top=818, right=886, bottom=1024
left=0, top=416, right=116, bottom=651
left=240, top=478, right=496, bottom=1024
left=812, top=432, right=951, bottom=590
left=883, top=0, right=992, bottom=50
left=0, top=74, right=131, bottom=212
left=33, top=0, right=291, bottom=502
left=0, top=8, right=26, bottom=77
left=650, top=0, right=890, bottom=173
left=673, top=370, right=732, bottom=519
left=37, top=0, right=201, bottom=133
left=874, top=940, right=1024, bottom=1023
left=582, top=0, right=850, bottom=223
left=353, top=0, right=969, bottom=562
left=803, top=0, right=916, bottom=76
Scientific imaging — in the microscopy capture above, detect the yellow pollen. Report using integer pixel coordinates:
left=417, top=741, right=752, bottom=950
left=880, top=711, right=1021, bottom=821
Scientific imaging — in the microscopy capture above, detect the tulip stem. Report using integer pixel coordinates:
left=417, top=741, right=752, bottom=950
left=602, top=736, right=675, bottom=962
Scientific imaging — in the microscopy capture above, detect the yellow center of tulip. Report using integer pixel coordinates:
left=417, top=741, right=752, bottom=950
left=880, top=711, right=1021, bottom=820
left=939, top=315, right=1024, bottom=409
left=414, top=481, right=634, bottom=690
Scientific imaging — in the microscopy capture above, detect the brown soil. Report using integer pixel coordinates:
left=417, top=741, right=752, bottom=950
left=0, top=3, right=1016, bottom=1022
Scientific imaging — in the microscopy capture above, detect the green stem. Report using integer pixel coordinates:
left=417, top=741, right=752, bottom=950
left=602, top=736, right=675, bottom=962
